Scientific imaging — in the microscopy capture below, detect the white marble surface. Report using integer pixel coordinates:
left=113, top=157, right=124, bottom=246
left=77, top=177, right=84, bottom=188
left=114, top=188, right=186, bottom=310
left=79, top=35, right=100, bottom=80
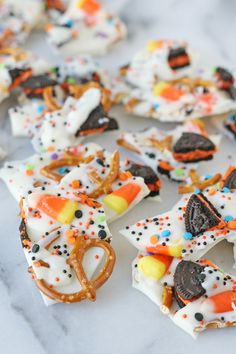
left=0, top=1, right=236, bottom=353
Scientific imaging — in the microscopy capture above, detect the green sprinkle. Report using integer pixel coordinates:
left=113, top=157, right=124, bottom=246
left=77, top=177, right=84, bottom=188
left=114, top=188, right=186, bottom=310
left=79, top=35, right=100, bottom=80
left=97, top=215, right=106, bottom=222
left=67, top=77, right=76, bottom=84
left=26, top=164, right=35, bottom=170
left=175, top=169, right=184, bottom=177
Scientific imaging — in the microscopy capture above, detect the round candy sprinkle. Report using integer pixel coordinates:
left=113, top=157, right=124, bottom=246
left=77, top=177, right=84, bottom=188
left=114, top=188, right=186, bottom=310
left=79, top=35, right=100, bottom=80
left=224, top=215, right=233, bottom=221
left=175, top=169, right=184, bottom=177
left=194, top=188, right=200, bottom=194
left=161, top=230, right=171, bottom=237
left=51, top=153, right=59, bottom=160
left=223, top=187, right=230, bottom=193
left=58, top=167, right=67, bottom=174
left=32, top=244, right=40, bottom=253
left=183, top=232, right=193, bottom=240
left=194, top=313, right=204, bottom=321
left=98, top=230, right=107, bottom=239
left=74, top=210, right=83, bottom=219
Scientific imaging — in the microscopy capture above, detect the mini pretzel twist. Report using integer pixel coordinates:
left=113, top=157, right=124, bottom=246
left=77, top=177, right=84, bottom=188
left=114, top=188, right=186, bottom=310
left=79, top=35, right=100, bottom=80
left=40, top=154, right=95, bottom=182
left=178, top=169, right=222, bottom=194
left=68, top=82, right=112, bottom=112
left=161, top=285, right=173, bottom=314
left=168, top=77, right=214, bottom=91
left=43, top=86, right=61, bottom=111
left=29, top=236, right=116, bottom=303
left=0, top=47, right=28, bottom=61
left=88, top=150, right=120, bottom=199
left=148, top=136, right=173, bottom=151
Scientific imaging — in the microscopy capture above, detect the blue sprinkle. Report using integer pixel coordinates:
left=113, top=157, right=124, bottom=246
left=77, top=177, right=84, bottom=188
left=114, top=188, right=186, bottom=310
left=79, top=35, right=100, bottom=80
left=161, top=230, right=171, bottom=237
left=37, top=105, right=44, bottom=113
left=224, top=215, right=233, bottom=221
left=65, top=20, right=74, bottom=28
left=228, top=113, right=236, bottom=121
left=194, top=188, right=200, bottom=194
left=58, top=167, right=66, bottom=174
left=204, top=175, right=212, bottom=180
left=183, top=232, right=193, bottom=240
left=153, top=103, right=160, bottom=110
left=223, top=187, right=230, bottom=193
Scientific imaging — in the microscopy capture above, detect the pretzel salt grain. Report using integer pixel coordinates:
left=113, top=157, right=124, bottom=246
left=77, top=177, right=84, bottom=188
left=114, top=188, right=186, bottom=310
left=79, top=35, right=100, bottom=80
left=29, top=236, right=116, bottom=303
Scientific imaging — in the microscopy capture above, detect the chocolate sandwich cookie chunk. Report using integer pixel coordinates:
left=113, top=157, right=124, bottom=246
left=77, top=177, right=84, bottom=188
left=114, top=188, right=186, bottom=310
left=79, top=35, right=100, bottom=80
left=224, top=113, right=236, bottom=139
left=173, top=132, right=216, bottom=163
left=214, top=67, right=236, bottom=100
left=168, top=47, right=191, bottom=70
left=223, top=167, right=236, bottom=190
left=174, top=260, right=206, bottom=307
left=126, top=162, right=161, bottom=197
left=76, top=104, right=118, bottom=137
left=185, top=193, right=224, bottom=237
left=20, top=75, right=58, bottom=98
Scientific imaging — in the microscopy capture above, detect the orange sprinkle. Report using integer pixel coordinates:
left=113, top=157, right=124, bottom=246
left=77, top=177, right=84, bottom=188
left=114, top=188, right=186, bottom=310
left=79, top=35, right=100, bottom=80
left=47, top=146, right=55, bottom=152
left=71, top=180, right=81, bottom=189
left=55, top=277, right=60, bottom=282
left=227, top=220, right=236, bottom=230
left=182, top=314, right=187, bottom=319
left=208, top=188, right=216, bottom=196
left=213, top=283, right=218, bottom=289
left=68, top=236, right=76, bottom=244
left=26, top=170, right=34, bottom=176
left=150, top=235, right=158, bottom=244
left=66, top=229, right=74, bottom=238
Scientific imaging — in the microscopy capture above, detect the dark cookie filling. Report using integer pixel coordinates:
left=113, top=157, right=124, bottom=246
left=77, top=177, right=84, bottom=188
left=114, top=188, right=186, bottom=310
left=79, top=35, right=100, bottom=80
left=185, top=193, right=223, bottom=237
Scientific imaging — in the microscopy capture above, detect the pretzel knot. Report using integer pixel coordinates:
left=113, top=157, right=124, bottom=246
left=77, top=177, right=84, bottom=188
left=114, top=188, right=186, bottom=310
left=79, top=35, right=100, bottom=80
left=29, top=236, right=116, bottom=304
left=40, top=154, right=95, bottom=182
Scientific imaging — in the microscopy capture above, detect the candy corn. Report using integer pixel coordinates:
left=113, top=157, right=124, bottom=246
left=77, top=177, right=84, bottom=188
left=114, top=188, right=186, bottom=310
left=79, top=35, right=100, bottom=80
left=77, top=0, right=101, bottom=15
left=146, top=244, right=183, bottom=257
left=138, top=254, right=173, bottom=280
left=103, top=183, right=141, bottom=214
left=205, top=291, right=236, bottom=313
left=36, top=195, right=78, bottom=224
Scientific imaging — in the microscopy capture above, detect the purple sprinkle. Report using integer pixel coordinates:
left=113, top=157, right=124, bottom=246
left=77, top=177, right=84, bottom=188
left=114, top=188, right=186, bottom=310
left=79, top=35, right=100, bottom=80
left=51, top=153, right=59, bottom=160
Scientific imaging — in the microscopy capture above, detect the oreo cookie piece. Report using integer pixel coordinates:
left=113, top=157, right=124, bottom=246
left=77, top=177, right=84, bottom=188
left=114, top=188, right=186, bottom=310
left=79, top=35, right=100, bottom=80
left=167, top=47, right=191, bottom=70
left=76, top=104, right=118, bottom=137
left=185, top=193, right=223, bottom=237
left=174, top=260, right=206, bottom=307
left=224, top=113, right=236, bottom=139
left=126, top=162, right=161, bottom=197
left=21, top=75, right=58, bottom=90
left=215, top=67, right=234, bottom=89
left=173, top=132, right=216, bottom=163
left=9, top=68, right=30, bottom=82
left=223, top=168, right=236, bottom=190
